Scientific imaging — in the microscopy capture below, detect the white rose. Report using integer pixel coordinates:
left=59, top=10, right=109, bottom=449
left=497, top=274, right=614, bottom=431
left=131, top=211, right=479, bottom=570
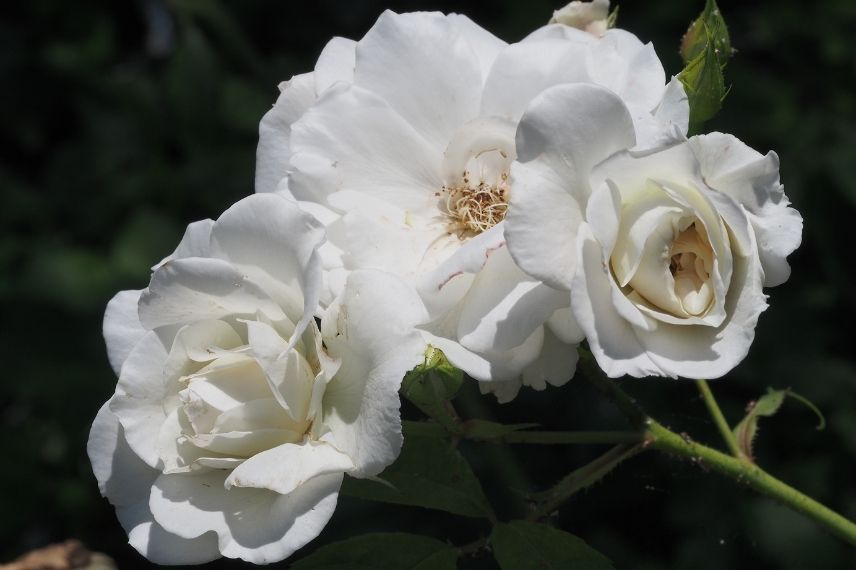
left=507, top=85, right=802, bottom=378
left=87, top=194, right=425, bottom=564
left=257, top=10, right=687, bottom=401
left=550, top=0, right=611, bottom=37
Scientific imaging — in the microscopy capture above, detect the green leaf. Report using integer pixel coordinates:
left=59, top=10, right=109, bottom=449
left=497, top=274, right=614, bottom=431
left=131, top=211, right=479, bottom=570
left=291, top=533, right=457, bottom=570
left=491, top=521, right=614, bottom=570
left=460, top=420, right=539, bottom=440
left=733, top=388, right=826, bottom=461
left=678, top=0, right=733, bottom=131
left=401, top=346, right=463, bottom=429
left=341, top=426, right=494, bottom=519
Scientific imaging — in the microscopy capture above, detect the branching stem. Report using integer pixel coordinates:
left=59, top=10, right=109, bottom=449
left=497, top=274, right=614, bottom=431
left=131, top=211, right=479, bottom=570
left=696, top=379, right=744, bottom=458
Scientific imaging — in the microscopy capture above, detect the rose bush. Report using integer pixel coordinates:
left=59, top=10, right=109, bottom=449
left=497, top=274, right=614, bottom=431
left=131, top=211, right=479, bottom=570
left=506, top=85, right=802, bottom=378
left=87, top=193, right=425, bottom=564
left=256, top=9, right=688, bottom=401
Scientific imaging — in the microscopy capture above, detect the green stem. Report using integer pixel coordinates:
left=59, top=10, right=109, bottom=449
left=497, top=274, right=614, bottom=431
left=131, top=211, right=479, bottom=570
left=527, top=443, right=644, bottom=522
left=696, top=379, right=744, bottom=458
left=576, top=353, right=856, bottom=547
left=499, top=430, right=643, bottom=445
left=646, top=420, right=856, bottom=547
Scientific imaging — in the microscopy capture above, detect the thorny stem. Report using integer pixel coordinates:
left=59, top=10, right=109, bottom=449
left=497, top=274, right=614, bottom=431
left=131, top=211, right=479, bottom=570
left=526, top=443, right=644, bottom=522
left=696, top=379, right=745, bottom=458
left=499, top=430, right=643, bottom=445
left=577, top=351, right=856, bottom=547
left=646, top=419, right=856, bottom=547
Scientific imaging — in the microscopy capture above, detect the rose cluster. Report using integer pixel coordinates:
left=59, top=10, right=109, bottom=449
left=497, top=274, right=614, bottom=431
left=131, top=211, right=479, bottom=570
left=88, top=1, right=801, bottom=564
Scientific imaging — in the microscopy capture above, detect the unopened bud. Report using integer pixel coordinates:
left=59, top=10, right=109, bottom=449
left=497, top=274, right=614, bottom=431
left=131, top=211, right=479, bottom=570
left=549, top=0, right=611, bottom=37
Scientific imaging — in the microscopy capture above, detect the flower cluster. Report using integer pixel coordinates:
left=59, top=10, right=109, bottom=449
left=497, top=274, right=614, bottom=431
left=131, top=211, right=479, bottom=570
left=88, top=1, right=801, bottom=564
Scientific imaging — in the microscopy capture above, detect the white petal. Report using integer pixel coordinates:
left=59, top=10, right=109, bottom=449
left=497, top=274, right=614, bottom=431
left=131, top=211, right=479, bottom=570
left=103, top=289, right=146, bottom=376
left=506, top=161, right=584, bottom=291
left=447, top=13, right=507, bottom=79
left=87, top=402, right=220, bottom=564
left=155, top=220, right=215, bottom=269
left=354, top=10, right=482, bottom=149
left=506, top=83, right=636, bottom=290
left=571, top=225, right=666, bottom=378
left=546, top=305, right=585, bottom=344
left=321, top=270, right=426, bottom=477
left=315, top=37, right=356, bottom=94
left=422, top=325, right=544, bottom=383
left=139, top=257, right=286, bottom=329
left=256, top=73, right=317, bottom=195
left=225, top=441, right=354, bottom=495
left=478, top=379, right=521, bottom=404
left=690, top=132, right=802, bottom=287
left=416, top=223, right=505, bottom=316
left=89, top=401, right=158, bottom=507
left=290, top=83, right=443, bottom=212
left=456, top=245, right=568, bottom=352
left=481, top=38, right=591, bottom=122
left=521, top=326, right=579, bottom=390
left=127, top=520, right=220, bottom=566
left=327, top=207, right=443, bottom=279
left=109, top=331, right=172, bottom=467
left=654, top=76, right=690, bottom=137
left=150, top=470, right=341, bottom=564
left=244, top=319, right=314, bottom=422
left=210, top=193, right=325, bottom=340
left=588, top=30, right=666, bottom=113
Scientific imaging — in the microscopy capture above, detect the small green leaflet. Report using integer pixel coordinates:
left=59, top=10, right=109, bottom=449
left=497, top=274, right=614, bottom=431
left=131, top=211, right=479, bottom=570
left=678, top=0, right=733, bottom=131
left=733, top=388, right=826, bottom=461
left=491, top=521, right=614, bottom=570
left=341, top=425, right=495, bottom=519
left=291, top=533, right=457, bottom=570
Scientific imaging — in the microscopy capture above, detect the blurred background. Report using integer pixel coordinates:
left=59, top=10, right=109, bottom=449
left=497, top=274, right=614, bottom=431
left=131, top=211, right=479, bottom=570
left=2, top=0, right=855, bottom=568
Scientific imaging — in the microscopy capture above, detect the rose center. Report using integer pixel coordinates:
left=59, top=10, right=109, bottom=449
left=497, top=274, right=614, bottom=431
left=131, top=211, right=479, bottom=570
left=438, top=117, right=517, bottom=239
left=443, top=166, right=510, bottom=237
left=668, top=223, right=714, bottom=316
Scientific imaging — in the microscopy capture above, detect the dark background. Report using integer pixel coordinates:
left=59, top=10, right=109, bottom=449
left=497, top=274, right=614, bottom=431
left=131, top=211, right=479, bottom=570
left=2, top=0, right=855, bottom=568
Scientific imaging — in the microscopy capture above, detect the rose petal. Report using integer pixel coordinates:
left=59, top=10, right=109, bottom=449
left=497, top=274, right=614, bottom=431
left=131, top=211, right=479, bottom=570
left=354, top=10, right=483, bottom=149
left=150, top=470, right=341, bottom=564
left=506, top=83, right=636, bottom=291
left=225, top=441, right=354, bottom=495
left=321, top=270, right=426, bottom=477
left=103, top=289, right=146, bottom=376
left=256, top=73, right=317, bottom=195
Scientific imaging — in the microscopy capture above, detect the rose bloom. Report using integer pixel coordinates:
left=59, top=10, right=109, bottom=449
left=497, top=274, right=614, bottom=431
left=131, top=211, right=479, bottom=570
left=256, top=10, right=688, bottom=401
left=506, top=85, right=802, bottom=378
left=87, top=194, right=424, bottom=563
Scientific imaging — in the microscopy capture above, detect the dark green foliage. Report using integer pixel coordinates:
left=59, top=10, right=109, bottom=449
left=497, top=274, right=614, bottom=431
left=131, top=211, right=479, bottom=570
left=342, top=426, right=494, bottom=519
left=290, top=533, right=457, bottom=570
left=491, top=521, right=614, bottom=570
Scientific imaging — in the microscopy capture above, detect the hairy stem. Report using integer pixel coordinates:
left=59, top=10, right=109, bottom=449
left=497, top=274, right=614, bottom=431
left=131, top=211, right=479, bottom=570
left=498, top=430, right=643, bottom=445
left=646, top=420, right=856, bottom=546
left=527, top=443, right=644, bottom=522
left=696, top=379, right=744, bottom=458
left=577, top=351, right=856, bottom=547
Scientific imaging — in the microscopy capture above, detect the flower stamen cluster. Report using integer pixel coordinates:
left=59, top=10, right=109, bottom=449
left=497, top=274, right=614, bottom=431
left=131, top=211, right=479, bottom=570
left=442, top=171, right=510, bottom=237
